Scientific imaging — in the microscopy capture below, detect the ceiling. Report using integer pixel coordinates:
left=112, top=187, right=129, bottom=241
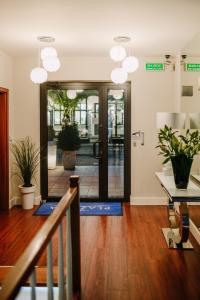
left=0, top=0, right=200, bottom=58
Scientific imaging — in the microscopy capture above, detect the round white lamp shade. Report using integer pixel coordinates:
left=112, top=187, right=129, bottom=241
left=67, top=90, right=77, bottom=99
left=111, top=90, right=123, bottom=100
left=41, top=47, right=57, bottom=60
left=111, top=68, right=128, bottom=84
left=122, top=56, right=139, bottom=73
left=110, top=45, right=126, bottom=62
left=30, top=67, right=48, bottom=84
left=42, top=56, right=61, bottom=72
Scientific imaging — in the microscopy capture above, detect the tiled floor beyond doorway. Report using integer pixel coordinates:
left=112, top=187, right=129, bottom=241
left=48, top=165, right=124, bottom=198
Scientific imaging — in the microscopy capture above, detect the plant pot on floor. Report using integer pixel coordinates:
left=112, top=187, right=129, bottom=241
left=19, top=185, right=36, bottom=209
left=171, top=155, right=193, bottom=189
left=62, top=150, right=76, bottom=170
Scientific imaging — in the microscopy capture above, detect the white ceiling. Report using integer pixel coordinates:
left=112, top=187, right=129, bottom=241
left=0, top=0, right=200, bottom=57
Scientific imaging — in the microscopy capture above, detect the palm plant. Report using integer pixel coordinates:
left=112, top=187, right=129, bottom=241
left=10, top=137, right=40, bottom=187
left=48, top=89, right=98, bottom=126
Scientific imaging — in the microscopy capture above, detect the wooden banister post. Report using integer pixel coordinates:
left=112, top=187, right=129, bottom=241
left=69, top=175, right=81, bottom=296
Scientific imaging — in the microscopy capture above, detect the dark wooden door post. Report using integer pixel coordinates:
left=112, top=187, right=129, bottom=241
left=0, top=87, right=9, bottom=211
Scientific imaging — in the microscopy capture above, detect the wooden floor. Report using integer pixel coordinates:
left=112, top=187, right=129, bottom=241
left=1, top=205, right=200, bottom=299
left=189, top=205, right=200, bottom=228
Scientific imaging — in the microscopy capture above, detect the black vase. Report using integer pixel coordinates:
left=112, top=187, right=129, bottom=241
left=170, top=155, right=193, bottom=189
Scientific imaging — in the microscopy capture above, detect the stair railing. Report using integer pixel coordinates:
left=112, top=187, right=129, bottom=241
left=0, top=175, right=81, bottom=300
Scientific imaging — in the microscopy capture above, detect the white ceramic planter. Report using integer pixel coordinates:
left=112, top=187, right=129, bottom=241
left=19, top=185, right=36, bottom=209
left=48, top=142, right=57, bottom=170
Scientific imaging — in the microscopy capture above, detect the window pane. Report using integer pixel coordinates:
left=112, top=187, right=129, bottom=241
left=75, top=111, right=80, bottom=123
left=81, top=111, right=86, bottom=124
left=54, top=111, right=61, bottom=125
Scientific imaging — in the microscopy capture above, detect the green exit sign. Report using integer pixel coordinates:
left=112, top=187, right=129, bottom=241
left=186, top=64, right=200, bottom=71
left=146, top=63, right=165, bottom=71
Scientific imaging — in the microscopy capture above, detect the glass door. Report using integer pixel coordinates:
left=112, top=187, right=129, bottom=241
left=40, top=82, right=131, bottom=202
left=47, top=88, right=101, bottom=199
left=107, top=89, right=125, bottom=198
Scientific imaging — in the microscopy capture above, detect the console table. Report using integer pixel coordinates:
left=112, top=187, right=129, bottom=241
left=156, top=172, right=200, bottom=249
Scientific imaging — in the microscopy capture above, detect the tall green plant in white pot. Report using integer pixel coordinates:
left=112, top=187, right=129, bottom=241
left=10, top=137, right=40, bottom=209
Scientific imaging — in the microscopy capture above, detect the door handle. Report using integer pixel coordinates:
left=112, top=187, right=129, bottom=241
left=93, top=141, right=102, bottom=159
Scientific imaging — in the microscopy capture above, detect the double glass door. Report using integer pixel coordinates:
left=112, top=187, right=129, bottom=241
left=40, top=82, right=131, bottom=201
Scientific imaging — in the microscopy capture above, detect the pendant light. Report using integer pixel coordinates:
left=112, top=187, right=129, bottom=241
left=111, top=67, right=128, bottom=84
left=30, top=67, right=48, bottom=84
left=41, top=47, right=57, bottom=60
left=43, top=56, right=61, bottom=72
left=122, top=56, right=139, bottom=73
left=110, top=45, right=126, bottom=62
left=67, top=90, right=77, bottom=99
left=110, top=36, right=139, bottom=84
left=30, top=36, right=61, bottom=84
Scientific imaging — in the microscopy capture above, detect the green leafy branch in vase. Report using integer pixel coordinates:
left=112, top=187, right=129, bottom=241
left=156, top=125, right=200, bottom=164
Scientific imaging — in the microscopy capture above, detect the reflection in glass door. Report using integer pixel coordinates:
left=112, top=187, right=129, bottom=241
left=108, top=89, right=124, bottom=198
left=47, top=89, right=100, bottom=199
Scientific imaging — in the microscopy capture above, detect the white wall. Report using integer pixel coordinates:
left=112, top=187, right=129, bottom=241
left=0, top=50, right=15, bottom=205
left=0, top=50, right=14, bottom=138
left=130, top=59, right=176, bottom=202
left=181, top=57, right=200, bottom=174
left=12, top=56, right=177, bottom=203
left=181, top=57, right=200, bottom=113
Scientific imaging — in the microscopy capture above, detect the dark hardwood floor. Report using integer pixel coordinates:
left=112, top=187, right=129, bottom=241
left=1, top=204, right=200, bottom=299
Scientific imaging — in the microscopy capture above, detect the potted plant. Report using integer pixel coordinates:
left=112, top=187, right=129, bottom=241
left=156, top=125, right=200, bottom=189
left=57, top=123, right=81, bottom=170
left=48, top=89, right=82, bottom=170
left=10, top=137, right=40, bottom=209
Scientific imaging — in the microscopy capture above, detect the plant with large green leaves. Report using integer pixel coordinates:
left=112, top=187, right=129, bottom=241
left=10, top=137, right=40, bottom=187
left=156, top=125, right=200, bottom=164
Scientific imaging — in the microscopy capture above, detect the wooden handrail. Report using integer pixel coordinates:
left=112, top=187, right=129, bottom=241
left=0, top=175, right=80, bottom=300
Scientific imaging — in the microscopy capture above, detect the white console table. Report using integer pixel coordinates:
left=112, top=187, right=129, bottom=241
left=156, top=172, right=200, bottom=249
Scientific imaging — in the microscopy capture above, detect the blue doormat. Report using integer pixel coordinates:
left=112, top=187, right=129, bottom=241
left=33, top=202, right=123, bottom=216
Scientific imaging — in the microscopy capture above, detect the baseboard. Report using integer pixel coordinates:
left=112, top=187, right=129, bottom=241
left=130, top=196, right=168, bottom=205
left=9, top=196, right=20, bottom=209
left=9, top=195, right=42, bottom=209
left=190, top=219, right=200, bottom=245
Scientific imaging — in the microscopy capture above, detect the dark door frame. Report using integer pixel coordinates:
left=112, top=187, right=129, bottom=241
left=0, top=87, right=9, bottom=211
left=40, top=81, right=131, bottom=202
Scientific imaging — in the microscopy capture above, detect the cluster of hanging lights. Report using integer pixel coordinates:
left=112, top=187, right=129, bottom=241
left=110, top=36, right=139, bottom=84
left=30, top=36, right=61, bottom=84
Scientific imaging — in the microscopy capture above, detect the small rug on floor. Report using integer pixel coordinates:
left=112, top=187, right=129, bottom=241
left=33, top=202, right=123, bottom=216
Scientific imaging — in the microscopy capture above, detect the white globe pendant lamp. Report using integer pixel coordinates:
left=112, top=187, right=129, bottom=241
left=110, top=45, right=126, bottom=62
left=42, top=56, right=61, bottom=72
left=122, top=56, right=139, bottom=73
left=111, top=67, right=128, bottom=84
left=41, top=47, right=57, bottom=60
left=112, top=90, right=123, bottom=100
left=30, top=67, right=48, bottom=84
left=30, top=36, right=61, bottom=84
left=67, top=90, right=77, bottom=99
